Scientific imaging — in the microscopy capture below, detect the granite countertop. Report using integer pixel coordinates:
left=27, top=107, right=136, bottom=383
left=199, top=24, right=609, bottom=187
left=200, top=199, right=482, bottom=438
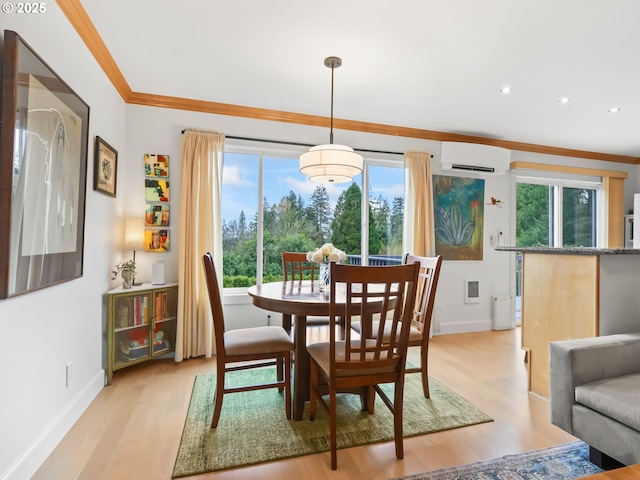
left=494, top=246, right=640, bottom=255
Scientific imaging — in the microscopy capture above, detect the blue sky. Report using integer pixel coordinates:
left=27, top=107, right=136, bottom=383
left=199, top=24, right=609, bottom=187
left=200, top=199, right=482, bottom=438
left=221, top=152, right=404, bottom=224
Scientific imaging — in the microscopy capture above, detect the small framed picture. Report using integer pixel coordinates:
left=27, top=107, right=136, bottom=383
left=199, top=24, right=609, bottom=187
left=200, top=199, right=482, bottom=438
left=94, top=136, right=118, bottom=197
left=144, top=154, right=169, bottom=177
left=145, top=204, right=170, bottom=226
left=145, top=229, right=170, bottom=252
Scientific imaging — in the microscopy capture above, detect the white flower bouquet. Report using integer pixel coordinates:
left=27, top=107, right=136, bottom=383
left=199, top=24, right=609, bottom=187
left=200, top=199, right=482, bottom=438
left=306, top=243, right=348, bottom=291
left=306, top=243, right=348, bottom=264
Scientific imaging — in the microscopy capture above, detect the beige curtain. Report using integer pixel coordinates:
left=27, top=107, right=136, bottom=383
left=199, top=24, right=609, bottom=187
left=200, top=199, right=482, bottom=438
left=403, top=151, right=435, bottom=256
left=175, top=129, right=224, bottom=361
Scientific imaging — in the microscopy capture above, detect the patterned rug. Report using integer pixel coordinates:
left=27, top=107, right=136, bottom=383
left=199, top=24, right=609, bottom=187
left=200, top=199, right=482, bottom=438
left=172, top=369, right=492, bottom=477
left=390, top=441, right=603, bottom=480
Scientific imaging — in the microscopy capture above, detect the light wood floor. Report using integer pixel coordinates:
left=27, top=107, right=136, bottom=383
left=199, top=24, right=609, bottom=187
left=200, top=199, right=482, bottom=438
left=33, top=328, right=577, bottom=480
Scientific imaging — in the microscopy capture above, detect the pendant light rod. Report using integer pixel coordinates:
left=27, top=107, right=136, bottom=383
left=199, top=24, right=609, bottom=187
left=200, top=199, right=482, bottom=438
left=325, top=56, right=342, bottom=146
left=330, top=64, right=334, bottom=144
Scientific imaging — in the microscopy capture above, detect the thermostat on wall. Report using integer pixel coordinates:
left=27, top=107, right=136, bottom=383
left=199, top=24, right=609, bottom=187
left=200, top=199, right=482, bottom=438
left=464, top=279, right=480, bottom=304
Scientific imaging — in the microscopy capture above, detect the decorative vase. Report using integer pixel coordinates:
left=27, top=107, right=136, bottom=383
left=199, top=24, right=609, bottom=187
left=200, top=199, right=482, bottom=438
left=121, top=271, right=133, bottom=289
left=319, top=261, right=330, bottom=292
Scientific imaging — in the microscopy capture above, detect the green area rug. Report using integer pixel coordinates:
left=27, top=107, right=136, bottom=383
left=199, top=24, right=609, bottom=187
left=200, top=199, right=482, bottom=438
left=172, top=369, right=492, bottom=477
left=391, top=441, right=603, bottom=479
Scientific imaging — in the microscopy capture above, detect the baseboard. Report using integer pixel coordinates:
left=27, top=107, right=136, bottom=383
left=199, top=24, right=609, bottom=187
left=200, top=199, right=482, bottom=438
left=437, top=319, right=494, bottom=335
left=2, top=370, right=105, bottom=480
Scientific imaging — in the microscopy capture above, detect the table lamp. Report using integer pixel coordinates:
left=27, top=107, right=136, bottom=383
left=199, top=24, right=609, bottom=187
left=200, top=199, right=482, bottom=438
left=124, top=217, right=144, bottom=286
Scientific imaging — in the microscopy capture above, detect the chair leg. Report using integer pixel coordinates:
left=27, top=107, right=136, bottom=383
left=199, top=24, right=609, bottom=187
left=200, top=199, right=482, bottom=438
left=284, top=352, right=292, bottom=420
left=277, top=357, right=284, bottom=393
left=359, top=385, right=375, bottom=413
left=421, top=345, right=430, bottom=398
left=211, top=368, right=225, bottom=428
left=393, top=376, right=405, bottom=460
left=309, top=360, right=318, bottom=421
left=330, top=385, right=338, bottom=470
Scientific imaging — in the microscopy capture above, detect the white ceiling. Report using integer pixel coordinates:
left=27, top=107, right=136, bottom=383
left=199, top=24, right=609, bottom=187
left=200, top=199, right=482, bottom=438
left=81, top=0, right=640, bottom=158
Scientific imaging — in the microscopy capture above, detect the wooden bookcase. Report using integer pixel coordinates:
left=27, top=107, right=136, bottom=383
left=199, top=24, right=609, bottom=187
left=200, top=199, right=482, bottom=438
left=106, top=283, right=178, bottom=384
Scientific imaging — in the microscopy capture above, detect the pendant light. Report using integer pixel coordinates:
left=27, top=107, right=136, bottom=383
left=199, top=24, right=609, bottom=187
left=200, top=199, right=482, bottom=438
left=299, top=56, right=363, bottom=183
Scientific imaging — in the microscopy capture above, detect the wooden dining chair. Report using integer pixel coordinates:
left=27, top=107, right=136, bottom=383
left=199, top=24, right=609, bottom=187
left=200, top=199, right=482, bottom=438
left=307, top=261, right=420, bottom=469
left=281, top=251, right=331, bottom=333
left=350, top=254, right=442, bottom=398
left=282, top=251, right=318, bottom=282
left=202, top=252, right=294, bottom=428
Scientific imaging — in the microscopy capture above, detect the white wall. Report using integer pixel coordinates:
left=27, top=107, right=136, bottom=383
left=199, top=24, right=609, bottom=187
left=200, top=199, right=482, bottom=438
left=0, top=10, right=127, bottom=480
left=2, top=7, right=640, bottom=480
left=123, top=106, right=640, bottom=335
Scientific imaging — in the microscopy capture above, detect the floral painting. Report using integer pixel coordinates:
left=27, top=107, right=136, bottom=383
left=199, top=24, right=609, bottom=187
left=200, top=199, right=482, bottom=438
left=433, top=175, right=484, bottom=260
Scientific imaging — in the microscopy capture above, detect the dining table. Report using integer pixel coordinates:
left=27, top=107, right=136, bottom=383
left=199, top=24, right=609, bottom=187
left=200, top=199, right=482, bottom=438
left=248, top=279, right=385, bottom=420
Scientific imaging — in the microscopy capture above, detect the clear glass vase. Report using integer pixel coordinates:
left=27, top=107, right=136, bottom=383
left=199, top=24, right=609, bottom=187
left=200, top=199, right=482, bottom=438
left=319, top=261, right=330, bottom=292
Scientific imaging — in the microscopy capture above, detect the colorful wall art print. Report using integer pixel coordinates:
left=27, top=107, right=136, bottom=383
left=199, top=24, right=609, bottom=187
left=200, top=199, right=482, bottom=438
left=433, top=175, right=485, bottom=260
left=145, top=229, right=169, bottom=252
left=145, top=179, right=170, bottom=202
left=144, top=154, right=169, bottom=177
left=145, top=204, right=170, bottom=226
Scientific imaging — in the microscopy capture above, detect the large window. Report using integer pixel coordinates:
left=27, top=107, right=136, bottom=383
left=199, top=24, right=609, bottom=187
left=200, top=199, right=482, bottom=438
left=221, top=149, right=404, bottom=288
left=516, top=178, right=600, bottom=248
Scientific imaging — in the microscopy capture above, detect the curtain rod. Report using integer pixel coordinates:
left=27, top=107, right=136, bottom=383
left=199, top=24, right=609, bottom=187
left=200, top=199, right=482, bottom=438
left=180, top=130, right=432, bottom=157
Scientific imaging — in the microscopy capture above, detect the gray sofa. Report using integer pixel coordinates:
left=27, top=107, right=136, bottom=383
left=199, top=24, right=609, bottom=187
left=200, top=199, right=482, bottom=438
left=549, top=332, right=640, bottom=468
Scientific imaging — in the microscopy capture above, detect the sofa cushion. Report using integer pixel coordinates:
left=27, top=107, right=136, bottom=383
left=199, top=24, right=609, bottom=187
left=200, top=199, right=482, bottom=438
left=575, top=373, right=640, bottom=431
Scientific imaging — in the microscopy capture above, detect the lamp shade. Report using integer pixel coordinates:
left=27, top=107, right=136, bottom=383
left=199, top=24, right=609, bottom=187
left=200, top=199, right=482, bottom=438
left=299, top=144, right=363, bottom=183
left=124, top=217, right=145, bottom=251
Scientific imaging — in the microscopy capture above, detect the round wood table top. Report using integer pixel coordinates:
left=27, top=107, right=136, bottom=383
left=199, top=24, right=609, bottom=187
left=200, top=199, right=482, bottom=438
left=248, top=280, right=392, bottom=318
left=248, top=280, right=332, bottom=317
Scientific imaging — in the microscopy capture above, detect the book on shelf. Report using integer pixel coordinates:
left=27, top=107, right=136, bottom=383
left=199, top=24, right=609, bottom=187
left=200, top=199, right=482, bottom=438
left=131, top=295, right=148, bottom=325
left=154, top=291, right=169, bottom=321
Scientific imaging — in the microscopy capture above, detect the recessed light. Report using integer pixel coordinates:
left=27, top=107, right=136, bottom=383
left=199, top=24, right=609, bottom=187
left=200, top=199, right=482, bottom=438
left=559, top=97, right=570, bottom=104
left=608, top=107, right=621, bottom=113
left=500, top=86, right=512, bottom=94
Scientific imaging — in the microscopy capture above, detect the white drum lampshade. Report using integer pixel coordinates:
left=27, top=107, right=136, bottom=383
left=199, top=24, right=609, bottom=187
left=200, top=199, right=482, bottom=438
left=299, top=144, right=363, bottom=183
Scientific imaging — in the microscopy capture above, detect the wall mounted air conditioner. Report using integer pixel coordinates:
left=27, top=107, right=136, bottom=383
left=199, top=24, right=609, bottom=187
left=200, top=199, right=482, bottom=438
left=440, top=142, right=511, bottom=175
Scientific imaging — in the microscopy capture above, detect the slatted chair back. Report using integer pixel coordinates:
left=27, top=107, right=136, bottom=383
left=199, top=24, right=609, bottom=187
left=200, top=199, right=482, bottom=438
left=403, top=254, right=442, bottom=397
left=404, top=254, right=442, bottom=340
left=282, top=251, right=318, bottom=281
left=329, top=262, right=420, bottom=375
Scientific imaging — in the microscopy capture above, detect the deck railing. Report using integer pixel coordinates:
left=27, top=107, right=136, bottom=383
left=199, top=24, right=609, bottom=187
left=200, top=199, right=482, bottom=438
left=347, top=255, right=403, bottom=266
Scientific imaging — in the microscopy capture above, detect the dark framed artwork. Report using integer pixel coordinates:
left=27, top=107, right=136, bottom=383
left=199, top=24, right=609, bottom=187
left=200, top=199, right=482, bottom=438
left=94, top=136, right=117, bottom=197
left=0, top=30, right=90, bottom=298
